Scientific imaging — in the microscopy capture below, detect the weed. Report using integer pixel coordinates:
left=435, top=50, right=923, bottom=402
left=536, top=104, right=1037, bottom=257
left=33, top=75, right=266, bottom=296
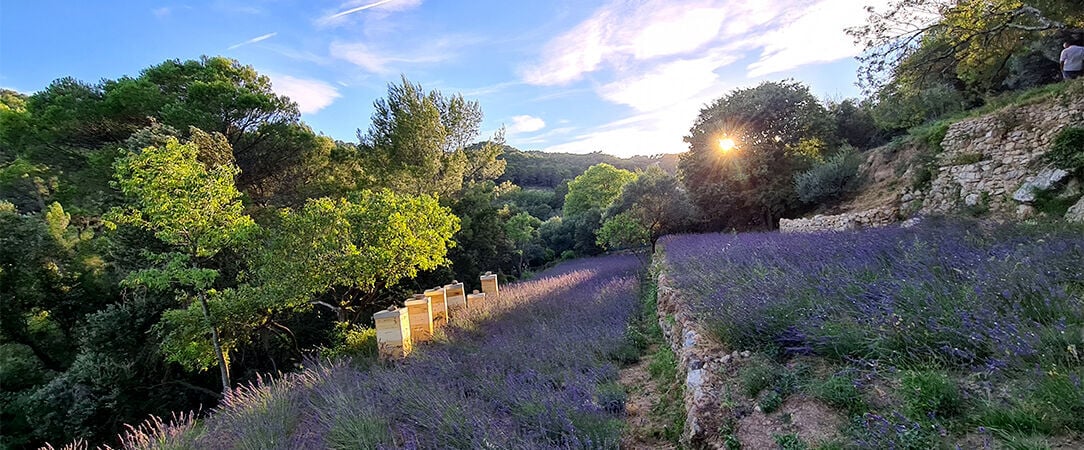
left=809, top=372, right=865, bottom=414
left=900, top=370, right=961, bottom=419
left=774, top=433, right=808, bottom=450
left=739, top=355, right=780, bottom=397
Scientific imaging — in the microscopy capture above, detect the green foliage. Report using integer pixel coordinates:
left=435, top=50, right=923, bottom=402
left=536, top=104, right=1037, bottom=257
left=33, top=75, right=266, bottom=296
left=605, top=168, right=695, bottom=246
left=759, top=390, right=784, bottom=413
left=648, top=344, right=678, bottom=382
left=110, top=133, right=255, bottom=259
left=563, top=163, right=636, bottom=216
left=900, top=370, right=961, bottom=419
left=597, top=212, right=650, bottom=250
left=774, top=433, right=809, bottom=450
left=1045, top=126, right=1084, bottom=173
left=254, top=190, right=459, bottom=313
left=358, top=76, right=503, bottom=198
left=739, top=355, right=781, bottom=397
left=794, top=147, right=863, bottom=205
left=498, top=148, right=678, bottom=189
left=680, top=80, right=834, bottom=230
left=809, top=372, right=866, bottom=414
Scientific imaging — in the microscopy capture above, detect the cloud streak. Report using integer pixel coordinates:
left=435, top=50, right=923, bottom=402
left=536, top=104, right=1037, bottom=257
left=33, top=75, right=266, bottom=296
left=508, top=115, right=546, bottom=134
left=228, top=32, right=277, bottom=50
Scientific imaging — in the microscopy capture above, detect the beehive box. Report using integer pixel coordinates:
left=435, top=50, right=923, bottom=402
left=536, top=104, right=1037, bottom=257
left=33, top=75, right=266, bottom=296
left=424, top=287, right=448, bottom=327
left=444, top=281, right=467, bottom=315
left=373, top=308, right=411, bottom=360
left=480, top=271, right=499, bottom=297
left=467, top=290, right=486, bottom=309
left=404, top=295, right=433, bottom=342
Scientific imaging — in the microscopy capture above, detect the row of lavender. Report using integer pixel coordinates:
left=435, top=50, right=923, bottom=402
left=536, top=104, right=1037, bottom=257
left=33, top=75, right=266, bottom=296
left=89, top=255, right=643, bottom=449
left=659, top=218, right=1084, bottom=443
left=372, top=272, right=498, bottom=360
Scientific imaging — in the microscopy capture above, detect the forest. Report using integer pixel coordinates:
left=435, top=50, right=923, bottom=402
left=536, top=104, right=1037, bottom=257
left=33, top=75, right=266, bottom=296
left=2, top=0, right=1083, bottom=448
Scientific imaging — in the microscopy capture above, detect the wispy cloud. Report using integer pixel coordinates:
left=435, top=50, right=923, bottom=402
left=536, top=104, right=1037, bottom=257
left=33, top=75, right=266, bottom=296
left=507, top=115, right=546, bottom=134
left=152, top=7, right=172, bottom=18
left=228, top=32, right=277, bottom=50
left=329, top=35, right=473, bottom=74
left=317, top=0, right=423, bottom=27
left=269, top=75, right=342, bottom=114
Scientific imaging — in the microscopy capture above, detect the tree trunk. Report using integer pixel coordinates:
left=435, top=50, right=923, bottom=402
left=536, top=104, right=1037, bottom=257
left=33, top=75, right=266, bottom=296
left=197, top=291, right=231, bottom=392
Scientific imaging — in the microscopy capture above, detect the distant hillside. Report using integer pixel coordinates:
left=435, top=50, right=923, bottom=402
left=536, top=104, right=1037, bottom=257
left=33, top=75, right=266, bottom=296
left=498, top=148, right=680, bottom=188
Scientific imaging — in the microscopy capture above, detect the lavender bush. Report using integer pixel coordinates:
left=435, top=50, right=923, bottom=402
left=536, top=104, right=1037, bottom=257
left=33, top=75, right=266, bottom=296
left=137, top=254, right=642, bottom=449
left=660, top=218, right=1084, bottom=372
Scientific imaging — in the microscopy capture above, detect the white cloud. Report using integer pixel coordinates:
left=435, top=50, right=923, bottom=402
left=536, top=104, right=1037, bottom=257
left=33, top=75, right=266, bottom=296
left=598, top=56, right=733, bottom=112
left=746, top=0, right=894, bottom=77
left=228, top=32, right=277, bottom=50
left=329, top=37, right=467, bottom=74
left=508, top=115, right=546, bottom=134
left=270, top=75, right=342, bottom=114
left=152, top=7, right=172, bottom=18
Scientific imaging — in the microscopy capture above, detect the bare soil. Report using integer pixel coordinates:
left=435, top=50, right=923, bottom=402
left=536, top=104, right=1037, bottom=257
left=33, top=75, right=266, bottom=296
left=620, top=345, right=678, bottom=450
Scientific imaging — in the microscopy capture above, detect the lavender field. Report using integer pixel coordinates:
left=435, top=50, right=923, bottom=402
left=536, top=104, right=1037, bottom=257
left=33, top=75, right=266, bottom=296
left=660, top=218, right=1084, bottom=447
left=119, top=255, right=643, bottom=449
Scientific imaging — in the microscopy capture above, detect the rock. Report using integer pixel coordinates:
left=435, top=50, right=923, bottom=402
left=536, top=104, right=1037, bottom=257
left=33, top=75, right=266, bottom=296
left=1016, top=204, right=1037, bottom=219
left=1015, top=167, right=1071, bottom=202
left=720, top=354, right=732, bottom=364
left=901, top=217, right=922, bottom=228
left=740, top=350, right=751, bottom=358
left=1066, top=196, right=1084, bottom=223
left=965, top=193, right=981, bottom=206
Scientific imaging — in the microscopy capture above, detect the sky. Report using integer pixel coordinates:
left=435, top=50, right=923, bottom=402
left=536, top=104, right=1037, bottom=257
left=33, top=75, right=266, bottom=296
left=0, top=0, right=893, bottom=158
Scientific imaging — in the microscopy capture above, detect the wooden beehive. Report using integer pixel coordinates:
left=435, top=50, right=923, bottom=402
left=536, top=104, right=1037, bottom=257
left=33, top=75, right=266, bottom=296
left=466, top=290, right=486, bottom=309
left=404, top=295, right=433, bottom=342
left=480, top=271, right=499, bottom=297
left=444, top=280, right=467, bottom=315
left=424, top=287, right=448, bottom=327
left=373, top=308, right=411, bottom=360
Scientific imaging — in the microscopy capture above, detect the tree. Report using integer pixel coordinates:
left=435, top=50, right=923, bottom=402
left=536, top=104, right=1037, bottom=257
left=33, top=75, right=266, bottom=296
left=109, top=129, right=256, bottom=392
left=849, top=0, right=1081, bottom=95
left=604, top=168, right=695, bottom=249
left=505, top=211, right=543, bottom=273
left=596, top=212, right=650, bottom=251
left=680, top=81, right=833, bottom=230
left=562, top=163, right=636, bottom=216
left=357, top=76, right=501, bottom=198
left=250, top=190, right=460, bottom=324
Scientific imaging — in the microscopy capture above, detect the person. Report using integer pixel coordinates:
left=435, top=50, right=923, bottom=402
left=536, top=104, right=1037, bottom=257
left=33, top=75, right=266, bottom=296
left=1060, top=41, right=1084, bottom=80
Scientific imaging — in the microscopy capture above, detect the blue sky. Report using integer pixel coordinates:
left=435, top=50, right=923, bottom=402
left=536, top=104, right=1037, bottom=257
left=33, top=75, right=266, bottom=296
left=0, top=0, right=891, bottom=157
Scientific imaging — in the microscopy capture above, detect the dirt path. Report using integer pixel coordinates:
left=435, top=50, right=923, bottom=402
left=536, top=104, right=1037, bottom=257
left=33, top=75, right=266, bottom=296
left=620, top=345, right=679, bottom=450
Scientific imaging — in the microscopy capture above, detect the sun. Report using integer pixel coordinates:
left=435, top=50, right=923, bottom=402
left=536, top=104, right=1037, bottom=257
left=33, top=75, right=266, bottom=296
left=718, top=137, right=737, bottom=152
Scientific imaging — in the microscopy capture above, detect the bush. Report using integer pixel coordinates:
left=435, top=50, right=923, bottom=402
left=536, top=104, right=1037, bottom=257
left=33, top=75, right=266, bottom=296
left=794, top=148, right=862, bottom=204
left=1045, top=127, right=1084, bottom=173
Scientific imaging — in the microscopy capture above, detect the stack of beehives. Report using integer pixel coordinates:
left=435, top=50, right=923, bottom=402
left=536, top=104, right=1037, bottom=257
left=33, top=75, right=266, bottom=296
left=372, top=272, right=501, bottom=360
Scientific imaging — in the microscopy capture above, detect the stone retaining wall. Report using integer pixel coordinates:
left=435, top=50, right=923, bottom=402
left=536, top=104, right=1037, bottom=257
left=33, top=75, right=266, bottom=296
left=779, top=206, right=899, bottom=233
left=921, top=98, right=1084, bottom=215
left=655, top=262, right=726, bottom=447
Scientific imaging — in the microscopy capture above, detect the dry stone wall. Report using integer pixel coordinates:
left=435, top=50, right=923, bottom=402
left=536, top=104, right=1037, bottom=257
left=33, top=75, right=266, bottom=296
left=921, top=98, right=1084, bottom=216
left=782, top=90, right=1084, bottom=233
left=779, top=206, right=899, bottom=233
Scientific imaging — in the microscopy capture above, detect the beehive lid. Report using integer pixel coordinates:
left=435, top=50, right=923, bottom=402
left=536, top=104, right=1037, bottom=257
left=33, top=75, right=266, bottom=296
left=404, top=297, right=430, bottom=307
left=373, top=308, right=405, bottom=320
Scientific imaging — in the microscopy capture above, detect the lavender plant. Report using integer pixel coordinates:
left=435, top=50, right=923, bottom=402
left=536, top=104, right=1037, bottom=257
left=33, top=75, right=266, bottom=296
left=115, top=254, right=643, bottom=449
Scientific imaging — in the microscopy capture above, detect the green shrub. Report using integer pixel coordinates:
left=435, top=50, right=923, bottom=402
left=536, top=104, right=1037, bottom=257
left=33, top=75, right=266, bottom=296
left=810, top=373, right=865, bottom=414
left=648, top=344, right=677, bottom=382
left=774, top=433, right=809, bottom=450
left=900, top=370, right=961, bottom=419
left=1045, top=127, right=1084, bottom=173
left=794, top=148, right=863, bottom=205
left=760, top=390, right=784, bottom=413
left=739, top=355, right=780, bottom=397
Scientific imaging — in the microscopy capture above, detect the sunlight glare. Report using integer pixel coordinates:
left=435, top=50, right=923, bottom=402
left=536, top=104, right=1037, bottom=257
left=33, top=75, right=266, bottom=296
left=718, top=137, right=736, bottom=152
